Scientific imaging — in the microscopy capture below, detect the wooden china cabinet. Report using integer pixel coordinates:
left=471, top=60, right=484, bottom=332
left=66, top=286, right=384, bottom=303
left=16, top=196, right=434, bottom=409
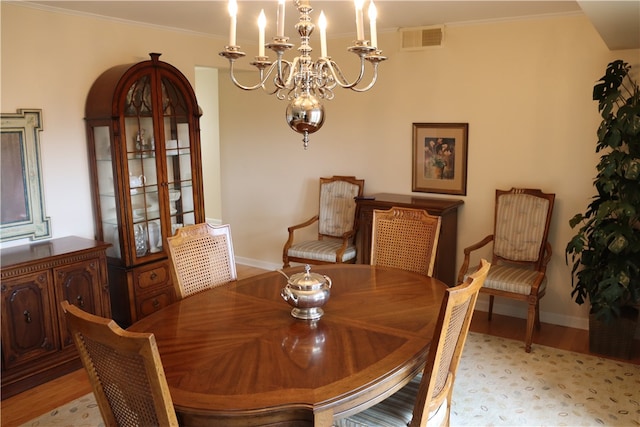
left=85, top=53, right=205, bottom=327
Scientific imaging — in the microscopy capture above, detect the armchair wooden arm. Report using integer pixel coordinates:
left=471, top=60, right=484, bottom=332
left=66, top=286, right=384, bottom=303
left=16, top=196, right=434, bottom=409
left=457, top=234, right=494, bottom=284
left=283, top=215, right=320, bottom=258
left=527, top=242, right=552, bottom=295
left=333, top=229, right=357, bottom=264
left=288, top=215, right=320, bottom=234
left=541, top=241, right=552, bottom=268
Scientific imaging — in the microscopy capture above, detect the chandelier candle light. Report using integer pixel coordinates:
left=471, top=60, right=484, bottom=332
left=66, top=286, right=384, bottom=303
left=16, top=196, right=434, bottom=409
left=220, top=0, right=386, bottom=149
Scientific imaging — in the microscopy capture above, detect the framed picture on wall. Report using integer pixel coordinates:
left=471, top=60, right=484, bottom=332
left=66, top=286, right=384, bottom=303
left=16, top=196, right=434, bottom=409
left=412, top=122, right=468, bottom=195
left=1, top=109, right=51, bottom=241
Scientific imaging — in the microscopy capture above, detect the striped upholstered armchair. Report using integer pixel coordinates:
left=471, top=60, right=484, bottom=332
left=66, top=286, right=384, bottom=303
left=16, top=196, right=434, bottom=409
left=283, top=176, right=364, bottom=268
left=457, top=188, right=555, bottom=353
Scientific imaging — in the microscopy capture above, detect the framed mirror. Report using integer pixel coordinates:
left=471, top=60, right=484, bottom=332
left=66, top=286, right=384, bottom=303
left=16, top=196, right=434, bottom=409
left=1, top=109, right=51, bottom=241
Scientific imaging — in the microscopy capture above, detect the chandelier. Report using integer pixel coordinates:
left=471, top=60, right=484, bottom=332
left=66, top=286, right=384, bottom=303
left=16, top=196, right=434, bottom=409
left=219, top=0, right=386, bottom=149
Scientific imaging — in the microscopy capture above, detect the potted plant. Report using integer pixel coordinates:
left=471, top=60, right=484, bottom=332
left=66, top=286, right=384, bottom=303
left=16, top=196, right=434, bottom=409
left=566, top=60, right=640, bottom=359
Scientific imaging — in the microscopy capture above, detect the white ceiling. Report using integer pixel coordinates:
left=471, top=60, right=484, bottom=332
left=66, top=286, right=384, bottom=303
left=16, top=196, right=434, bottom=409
left=577, top=1, right=640, bottom=50
left=21, top=1, right=640, bottom=50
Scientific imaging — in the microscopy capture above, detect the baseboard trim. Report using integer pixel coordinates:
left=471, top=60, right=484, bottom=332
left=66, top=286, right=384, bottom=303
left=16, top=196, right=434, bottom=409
left=236, top=256, right=281, bottom=271
left=474, top=295, right=589, bottom=331
left=206, top=218, right=223, bottom=226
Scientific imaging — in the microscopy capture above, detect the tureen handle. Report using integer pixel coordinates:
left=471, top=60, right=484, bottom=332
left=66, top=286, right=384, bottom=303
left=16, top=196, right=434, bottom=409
left=324, top=275, right=332, bottom=289
left=281, top=287, right=298, bottom=304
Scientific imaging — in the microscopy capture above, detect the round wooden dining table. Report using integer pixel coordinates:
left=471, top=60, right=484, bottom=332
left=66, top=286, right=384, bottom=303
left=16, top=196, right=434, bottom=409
left=128, top=264, right=447, bottom=426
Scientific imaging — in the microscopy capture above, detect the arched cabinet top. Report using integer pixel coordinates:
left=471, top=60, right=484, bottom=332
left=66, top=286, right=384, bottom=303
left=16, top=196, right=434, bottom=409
left=85, top=53, right=201, bottom=120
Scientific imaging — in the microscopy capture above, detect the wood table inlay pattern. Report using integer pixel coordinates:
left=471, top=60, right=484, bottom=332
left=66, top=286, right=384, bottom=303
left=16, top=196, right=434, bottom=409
left=129, top=264, right=447, bottom=426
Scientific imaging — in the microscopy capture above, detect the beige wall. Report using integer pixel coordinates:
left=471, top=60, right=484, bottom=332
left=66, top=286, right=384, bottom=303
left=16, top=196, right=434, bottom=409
left=195, top=66, right=222, bottom=223
left=0, top=2, right=231, bottom=244
left=2, top=3, right=639, bottom=331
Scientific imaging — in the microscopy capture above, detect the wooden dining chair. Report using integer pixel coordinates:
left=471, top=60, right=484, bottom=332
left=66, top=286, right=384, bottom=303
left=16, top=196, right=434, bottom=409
left=283, top=176, right=365, bottom=268
left=370, top=207, right=442, bottom=276
left=60, top=300, right=178, bottom=427
left=334, top=259, right=490, bottom=427
left=457, top=188, right=555, bottom=352
left=167, top=223, right=237, bottom=300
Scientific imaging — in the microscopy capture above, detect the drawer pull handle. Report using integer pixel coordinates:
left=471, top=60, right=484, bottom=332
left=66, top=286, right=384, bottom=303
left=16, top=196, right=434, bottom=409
left=150, top=272, right=158, bottom=280
left=24, top=310, right=32, bottom=323
left=153, top=299, right=160, bottom=308
left=77, top=295, right=85, bottom=307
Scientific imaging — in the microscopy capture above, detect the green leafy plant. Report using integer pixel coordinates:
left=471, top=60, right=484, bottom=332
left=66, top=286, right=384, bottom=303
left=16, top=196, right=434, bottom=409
left=566, top=60, right=640, bottom=322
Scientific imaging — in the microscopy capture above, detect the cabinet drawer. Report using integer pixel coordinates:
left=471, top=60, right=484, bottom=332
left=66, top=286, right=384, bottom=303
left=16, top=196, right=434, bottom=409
left=136, top=287, right=175, bottom=318
left=133, top=262, right=171, bottom=292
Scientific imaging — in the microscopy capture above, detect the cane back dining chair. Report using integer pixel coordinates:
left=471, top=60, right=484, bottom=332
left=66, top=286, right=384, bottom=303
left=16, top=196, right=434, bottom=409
left=283, top=176, right=364, bottom=268
left=167, top=223, right=237, bottom=300
left=457, top=188, right=555, bottom=352
left=335, top=259, right=490, bottom=427
left=61, top=301, right=178, bottom=427
left=371, top=207, right=442, bottom=276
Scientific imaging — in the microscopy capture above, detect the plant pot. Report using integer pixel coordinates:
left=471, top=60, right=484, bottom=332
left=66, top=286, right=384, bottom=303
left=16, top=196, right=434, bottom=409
left=589, top=305, right=639, bottom=359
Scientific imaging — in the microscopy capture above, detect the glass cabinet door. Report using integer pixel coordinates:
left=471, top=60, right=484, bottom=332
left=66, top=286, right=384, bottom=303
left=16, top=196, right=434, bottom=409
left=123, top=74, right=162, bottom=262
left=93, top=125, right=120, bottom=259
left=161, top=76, right=196, bottom=235
left=113, top=72, right=199, bottom=263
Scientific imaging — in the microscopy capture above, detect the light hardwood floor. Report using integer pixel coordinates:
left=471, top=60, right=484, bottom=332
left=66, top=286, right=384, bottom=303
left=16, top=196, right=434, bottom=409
left=2, top=264, right=638, bottom=426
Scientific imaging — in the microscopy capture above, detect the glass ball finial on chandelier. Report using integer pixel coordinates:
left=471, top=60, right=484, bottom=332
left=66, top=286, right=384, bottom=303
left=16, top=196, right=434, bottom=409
left=219, top=0, right=387, bottom=149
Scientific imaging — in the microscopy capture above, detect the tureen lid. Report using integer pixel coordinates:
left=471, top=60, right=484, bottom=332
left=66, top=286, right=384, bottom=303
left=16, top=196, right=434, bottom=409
left=288, top=265, right=329, bottom=290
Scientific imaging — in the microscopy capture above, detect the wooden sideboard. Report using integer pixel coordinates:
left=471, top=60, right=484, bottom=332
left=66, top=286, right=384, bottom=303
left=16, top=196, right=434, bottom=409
left=355, top=193, right=464, bottom=286
left=0, top=236, right=111, bottom=399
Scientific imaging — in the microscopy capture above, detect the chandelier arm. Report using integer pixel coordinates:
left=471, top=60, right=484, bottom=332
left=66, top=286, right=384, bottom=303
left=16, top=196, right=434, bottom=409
left=317, top=87, right=335, bottom=100
left=312, top=61, right=335, bottom=93
left=348, top=63, right=381, bottom=92
left=275, top=88, right=288, bottom=100
left=226, top=60, right=280, bottom=91
left=321, top=58, right=366, bottom=90
left=264, top=85, right=281, bottom=96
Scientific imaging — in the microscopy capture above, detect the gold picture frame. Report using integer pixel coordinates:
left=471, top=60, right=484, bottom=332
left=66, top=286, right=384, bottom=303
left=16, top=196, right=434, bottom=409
left=412, top=122, right=468, bottom=195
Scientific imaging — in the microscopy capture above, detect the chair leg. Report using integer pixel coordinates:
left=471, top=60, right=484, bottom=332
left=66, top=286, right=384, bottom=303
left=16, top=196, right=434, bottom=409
left=535, top=300, right=541, bottom=330
left=525, top=302, right=536, bottom=353
left=488, top=295, right=494, bottom=321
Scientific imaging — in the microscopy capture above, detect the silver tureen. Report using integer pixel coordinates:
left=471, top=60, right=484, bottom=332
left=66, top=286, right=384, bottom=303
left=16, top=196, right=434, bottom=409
left=280, top=265, right=332, bottom=320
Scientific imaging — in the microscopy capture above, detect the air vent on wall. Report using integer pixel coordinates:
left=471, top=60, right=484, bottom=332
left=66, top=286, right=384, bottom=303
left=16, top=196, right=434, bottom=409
left=400, top=25, right=445, bottom=50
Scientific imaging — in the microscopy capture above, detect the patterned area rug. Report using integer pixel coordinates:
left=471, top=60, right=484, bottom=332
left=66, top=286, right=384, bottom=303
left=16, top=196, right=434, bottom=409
left=21, top=333, right=639, bottom=427
left=20, top=393, right=103, bottom=427
left=453, top=333, right=640, bottom=426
